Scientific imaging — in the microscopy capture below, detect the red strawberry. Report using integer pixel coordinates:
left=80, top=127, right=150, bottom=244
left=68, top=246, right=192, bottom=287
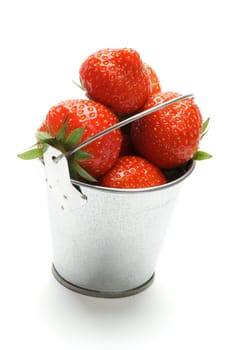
left=79, top=48, right=151, bottom=116
left=144, top=63, right=161, bottom=95
left=37, top=99, right=122, bottom=180
left=119, top=133, right=134, bottom=156
left=38, top=120, right=47, bottom=132
left=130, top=92, right=203, bottom=169
left=100, top=155, right=167, bottom=189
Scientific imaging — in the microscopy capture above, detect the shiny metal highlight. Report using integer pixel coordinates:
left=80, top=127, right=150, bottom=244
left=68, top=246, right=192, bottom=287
left=44, top=146, right=195, bottom=297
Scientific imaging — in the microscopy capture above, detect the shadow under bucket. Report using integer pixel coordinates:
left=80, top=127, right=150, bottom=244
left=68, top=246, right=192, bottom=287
left=44, top=145, right=195, bottom=298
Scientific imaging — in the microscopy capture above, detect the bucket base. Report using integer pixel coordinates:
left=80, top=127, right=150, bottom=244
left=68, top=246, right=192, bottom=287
left=52, top=264, right=155, bottom=298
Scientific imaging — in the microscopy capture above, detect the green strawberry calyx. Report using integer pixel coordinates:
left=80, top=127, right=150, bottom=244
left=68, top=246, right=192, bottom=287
left=17, top=119, right=97, bottom=182
left=72, top=78, right=85, bottom=91
left=193, top=117, right=212, bottom=161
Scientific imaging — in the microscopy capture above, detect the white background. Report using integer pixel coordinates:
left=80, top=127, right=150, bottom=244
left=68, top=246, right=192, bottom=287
left=1, top=0, right=232, bottom=349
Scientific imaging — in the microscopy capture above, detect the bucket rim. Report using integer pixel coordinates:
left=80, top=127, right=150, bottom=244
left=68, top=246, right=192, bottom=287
left=71, top=159, right=196, bottom=194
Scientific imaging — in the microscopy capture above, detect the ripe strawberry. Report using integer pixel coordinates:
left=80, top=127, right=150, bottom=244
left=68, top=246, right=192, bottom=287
left=100, top=155, right=167, bottom=189
left=19, top=99, right=122, bottom=181
left=119, top=133, right=134, bottom=156
left=38, top=120, right=47, bottom=132
left=46, top=99, right=122, bottom=179
left=144, top=63, right=161, bottom=95
left=130, top=92, right=203, bottom=169
left=79, top=48, right=151, bottom=116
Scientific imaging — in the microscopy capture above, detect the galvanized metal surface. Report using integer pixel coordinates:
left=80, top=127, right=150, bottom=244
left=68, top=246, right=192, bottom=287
left=44, top=146, right=195, bottom=297
left=52, top=264, right=155, bottom=298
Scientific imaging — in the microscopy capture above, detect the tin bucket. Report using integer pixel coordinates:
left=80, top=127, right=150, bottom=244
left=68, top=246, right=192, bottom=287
left=43, top=145, right=195, bottom=298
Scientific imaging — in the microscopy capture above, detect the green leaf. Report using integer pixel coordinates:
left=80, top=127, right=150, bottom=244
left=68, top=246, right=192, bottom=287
left=64, top=128, right=84, bottom=149
left=74, top=150, right=93, bottom=161
left=200, top=118, right=210, bottom=140
left=202, top=117, right=210, bottom=134
left=57, top=123, right=67, bottom=143
left=75, top=163, right=97, bottom=182
left=56, top=113, right=69, bottom=142
left=35, top=131, right=54, bottom=143
left=193, top=150, right=213, bottom=160
left=72, top=79, right=85, bottom=91
left=69, top=160, right=97, bottom=182
left=17, top=144, right=48, bottom=160
left=42, top=143, right=48, bottom=153
left=200, top=129, right=208, bottom=140
left=17, top=147, right=43, bottom=160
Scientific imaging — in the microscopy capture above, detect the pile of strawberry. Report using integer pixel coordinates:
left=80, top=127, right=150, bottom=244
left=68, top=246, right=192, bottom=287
left=18, top=48, right=211, bottom=189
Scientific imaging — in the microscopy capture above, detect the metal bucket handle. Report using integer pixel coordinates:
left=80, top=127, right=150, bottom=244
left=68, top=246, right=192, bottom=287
left=53, top=93, right=194, bottom=163
left=44, top=93, right=194, bottom=204
left=44, top=93, right=196, bottom=296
